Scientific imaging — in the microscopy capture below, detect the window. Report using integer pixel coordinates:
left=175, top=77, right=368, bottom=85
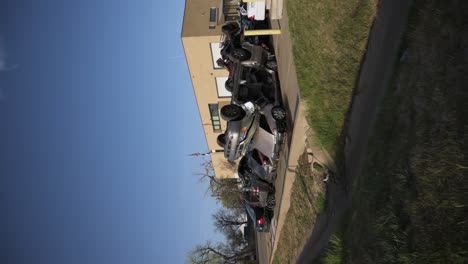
left=209, top=7, right=217, bottom=22
left=209, top=104, right=222, bottom=132
left=210, top=43, right=223, bottom=69
left=215, top=76, right=232, bottom=98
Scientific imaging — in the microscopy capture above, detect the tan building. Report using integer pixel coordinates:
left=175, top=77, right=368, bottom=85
left=181, top=0, right=241, bottom=178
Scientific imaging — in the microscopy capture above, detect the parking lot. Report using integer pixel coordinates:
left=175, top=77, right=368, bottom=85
left=254, top=8, right=311, bottom=264
left=213, top=4, right=316, bottom=263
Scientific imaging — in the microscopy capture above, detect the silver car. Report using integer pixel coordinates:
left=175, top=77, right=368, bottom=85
left=217, top=102, right=260, bottom=161
left=217, top=102, right=286, bottom=161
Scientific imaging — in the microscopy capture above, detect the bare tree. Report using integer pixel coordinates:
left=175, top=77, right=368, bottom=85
left=195, top=159, right=244, bottom=208
left=213, top=208, right=247, bottom=232
left=187, top=241, right=255, bottom=264
left=187, top=207, right=253, bottom=263
left=189, top=161, right=256, bottom=263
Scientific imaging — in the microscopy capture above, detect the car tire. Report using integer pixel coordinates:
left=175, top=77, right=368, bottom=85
left=266, top=195, right=276, bottom=210
left=231, top=48, right=251, bottom=61
left=265, top=60, right=278, bottom=72
left=217, top=134, right=226, bottom=148
left=277, top=121, right=287, bottom=133
left=271, top=106, right=287, bottom=121
left=222, top=22, right=239, bottom=35
left=225, top=79, right=233, bottom=92
left=221, top=104, right=245, bottom=121
left=270, top=185, right=276, bottom=194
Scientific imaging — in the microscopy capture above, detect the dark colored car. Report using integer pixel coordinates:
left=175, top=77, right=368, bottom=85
left=217, top=22, right=240, bottom=74
left=219, top=22, right=277, bottom=69
left=242, top=189, right=275, bottom=210
left=217, top=62, right=287, bottom=161
left=230, top=66, right=279, bottom=105
left=245, top=204, right=273, bottom=232
left=218, top=22, right=277, bottom=95
left=239, top=148, right=277, bottom=184
left=238, top=153, right=276, bottom=211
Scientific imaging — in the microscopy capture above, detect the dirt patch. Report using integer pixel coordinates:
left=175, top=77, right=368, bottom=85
left=272, top=150, right=327, bottom=264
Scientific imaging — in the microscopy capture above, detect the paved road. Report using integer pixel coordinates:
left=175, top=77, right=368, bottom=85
left=297, top=0, right=413, bottom=263
left=256, top=231, right=269, bottom=263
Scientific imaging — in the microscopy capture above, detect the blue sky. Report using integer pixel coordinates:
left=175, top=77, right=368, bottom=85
left=0, top=1, right=221, bottom=263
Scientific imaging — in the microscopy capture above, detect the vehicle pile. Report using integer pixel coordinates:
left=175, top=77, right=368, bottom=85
left=216, top=17, right=287, bottom=233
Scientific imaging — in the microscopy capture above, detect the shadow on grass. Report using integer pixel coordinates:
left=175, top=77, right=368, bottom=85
left=295, top=0, right=418, bottom=262
left=317, top=1, right=468, bottom=263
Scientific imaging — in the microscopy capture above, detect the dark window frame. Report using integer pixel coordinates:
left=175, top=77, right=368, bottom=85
left=208, top=104, right=222, bottom=132
left=209, top=7, right=217, bottom=22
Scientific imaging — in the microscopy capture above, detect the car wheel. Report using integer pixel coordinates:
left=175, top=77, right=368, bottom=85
left=266, top=195, right=276, bottom=210
left=270, top=185, right=276, bottom=194
left=217, top=134, right=226, bottom=148
left=221, top=22, right=239, bottom=35
left=221, top=104, right=245, bottom=121
left=265, top=60, right=278, bottom=72
left=271, top=106, right=287, bottom=121
left=231, top=48, right=251, bottom=61
left=225, top=79, right=233, bottom=92
left=277, top=121, right=287, bottom=133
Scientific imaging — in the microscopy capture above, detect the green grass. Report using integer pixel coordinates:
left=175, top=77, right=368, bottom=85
left=321, top=236, right=344, bottom=264
left=272, top=1, right=377, bottom=261
left=287, top=0, right=377, bottom=155
left=316, top=192, right=326, bottom=212
left=337, top=1, right=468, bottom=263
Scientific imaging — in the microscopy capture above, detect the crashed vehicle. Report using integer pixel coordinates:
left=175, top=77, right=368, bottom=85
left=240, top=182, right=275, bottom=211
left=238, top=153, right=276, bottom=210
left=217, top=102, right=260, bottom=161
left=217, top=20, right=278, bottom=93
left=217, top=101, right=286, bottom=162
left=218, top=22, right=276, bottom=71
left=245, top=204, right=272, bottom=232
left=216, top=22, right=240, bottom=78
left=223, top=63, right=279, bottom=98
left=239, top=148, right=277, bottom=184
left=217, top=60, right=287, bottom=161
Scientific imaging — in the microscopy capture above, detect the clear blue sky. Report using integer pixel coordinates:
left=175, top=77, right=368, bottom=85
left=0, top=1, right=221, bottom=263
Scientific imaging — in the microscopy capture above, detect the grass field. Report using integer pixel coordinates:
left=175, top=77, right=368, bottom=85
left=287, top=0, right=377, bottom=156
left=322, top=1, right=468, bottom=262
left=272, top=151, right=326, bottom=264
left=272, top=0, right=377, bottom=262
